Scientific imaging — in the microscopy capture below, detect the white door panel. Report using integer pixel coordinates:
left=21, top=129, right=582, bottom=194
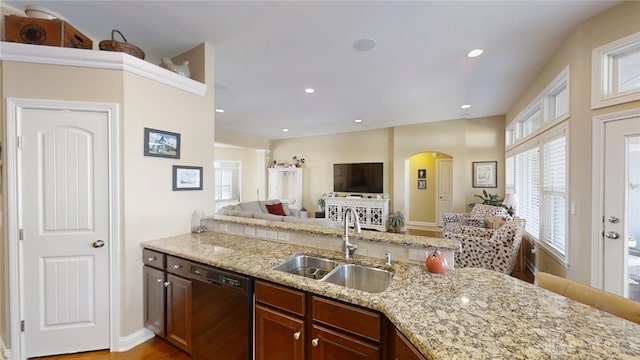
left=437, top=159, right=453, bottom=226
left=21, top=107, right=110, bottom=357
left=603, top=115, right=640, bottom=299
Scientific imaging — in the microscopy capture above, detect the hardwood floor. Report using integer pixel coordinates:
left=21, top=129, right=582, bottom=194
left=31, top=337, right=190, bottom=360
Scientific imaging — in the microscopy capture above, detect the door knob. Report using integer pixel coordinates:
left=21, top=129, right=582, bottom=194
left=164, top=281, right=171, bottom=287
left=311, top=338, right=319, bottom=347
left=293, top=331, right=301, bottom=340
left=92, top=240, right=105, bottom=248
left=156, top=278, right=163, bottom=283
left=174, top=264, right=182, bottom=270
left=606, top=231, right=620, bottom=239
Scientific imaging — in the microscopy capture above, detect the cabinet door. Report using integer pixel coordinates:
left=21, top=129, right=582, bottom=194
left=390, top=329, right=425, bottom=360
left=310, top=325, right=380, bottom=360
left=143, top=265, right=165, bottom=337
left=255, top=304, right=304, bottom=360
left=166, top=274, right=192, bottom=353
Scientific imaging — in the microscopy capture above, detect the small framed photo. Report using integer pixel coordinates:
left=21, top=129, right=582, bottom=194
left=144, top=128, right=180, bottom=159
left=417, top=179, right=426, bottom=190
left=173, top=165, right=203, bottom=191
left=418, top=169, right=426, bottom=179
left=473, top=161, right=497, bottom=188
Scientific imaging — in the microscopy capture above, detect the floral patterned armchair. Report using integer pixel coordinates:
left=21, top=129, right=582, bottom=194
left=443, top=219, right=525, bottom=274
left=442, top=204, right=511, bottom=234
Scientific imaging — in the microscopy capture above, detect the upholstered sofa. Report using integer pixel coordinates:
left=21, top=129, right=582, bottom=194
left=216, top=200, right=328, bottom=226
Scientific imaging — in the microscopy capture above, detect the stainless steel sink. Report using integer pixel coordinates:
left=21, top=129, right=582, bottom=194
left=322, top=264, right=393, bottom=293
left=272, top=255, right=340, bottom=279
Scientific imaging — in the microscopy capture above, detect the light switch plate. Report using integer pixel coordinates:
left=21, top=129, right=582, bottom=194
left=277, top=232, right=289, bottom=241
left=266, top=230, right=278, bottom=240
left=256, top=229, right=267, bottom=238
left=244, top=227, right=255, bottom=236
left=218, top=223, right=228, bottom=232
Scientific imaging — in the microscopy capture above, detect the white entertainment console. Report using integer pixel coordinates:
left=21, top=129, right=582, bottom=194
left=325, top=197, right=390, bottom=232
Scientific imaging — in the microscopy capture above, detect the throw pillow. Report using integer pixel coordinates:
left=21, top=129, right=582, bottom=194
left=484, top=215, right=507, bottom=229
left=266, top=202, right=287, bottom=216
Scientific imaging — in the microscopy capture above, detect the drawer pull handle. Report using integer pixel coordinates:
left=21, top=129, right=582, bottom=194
left=311, top=338, right=319, bottom=347
left=293, top=331, right=301, bottom=341
left=148, top=256, right=156, bottom=262
left=174, top=264, right=182, bottom=269
left=164, top=281, right=171, bottom=288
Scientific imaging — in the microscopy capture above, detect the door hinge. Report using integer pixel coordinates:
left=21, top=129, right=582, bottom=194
left=21, top=320, right=25, bottom=332
left=19, top=229, right=24, bottom=241
left=17, top=136, right=23, bottom=149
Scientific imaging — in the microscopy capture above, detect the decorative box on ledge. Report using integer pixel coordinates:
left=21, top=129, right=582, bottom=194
left=4, top=15, right=92, bottom=49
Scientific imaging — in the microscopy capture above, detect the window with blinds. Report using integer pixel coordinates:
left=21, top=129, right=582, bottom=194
left=542, top=135, right=567, bottom=255
left=214, top=161, right=241, bottom=207
left=514, top=146, right=540, bottom=238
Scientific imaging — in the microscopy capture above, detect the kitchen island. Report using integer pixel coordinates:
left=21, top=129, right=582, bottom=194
left=143, top=231, right=640, bottom=359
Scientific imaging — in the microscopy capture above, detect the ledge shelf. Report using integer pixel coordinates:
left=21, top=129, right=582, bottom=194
left=0, top=41, right=207, bottom=96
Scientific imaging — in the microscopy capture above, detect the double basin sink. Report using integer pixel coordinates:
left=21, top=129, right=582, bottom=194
left=272, top=254, right=393, bottom=293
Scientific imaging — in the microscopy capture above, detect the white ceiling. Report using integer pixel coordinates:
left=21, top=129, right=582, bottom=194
left=5, top=1, right=620, bottom=140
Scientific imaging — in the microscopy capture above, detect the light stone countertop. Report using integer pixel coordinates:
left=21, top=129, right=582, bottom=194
left=142, top=232, right=640, bottom=359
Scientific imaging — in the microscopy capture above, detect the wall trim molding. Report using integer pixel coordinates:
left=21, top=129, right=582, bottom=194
left=116, top=328, right=155, bottom=352
left=1, top=336, right=11, bottom=360
left=0, top=42, right=206, bottom=96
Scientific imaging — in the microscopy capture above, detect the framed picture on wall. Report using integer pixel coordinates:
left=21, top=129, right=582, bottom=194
left=472, top=161, right=497, bottom=188
left=418, top=169, right=426, bottom=179
left=173, top=165, right=203, bottom=191
left=144, top=127, right=181, bottom=159
left=417, top=179, right=426, bottom=190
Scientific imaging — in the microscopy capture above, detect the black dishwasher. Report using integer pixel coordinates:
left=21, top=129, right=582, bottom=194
left=190, top=263, right=254, bottom=360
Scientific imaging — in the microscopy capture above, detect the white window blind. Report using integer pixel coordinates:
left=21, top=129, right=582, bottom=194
left=214, top=161, right=241, bottom=204
left=542, top=135, right=567, bottom=255
left=505, top=156, right=515, bottom=194
left=515, top=147, right=540, bottom=238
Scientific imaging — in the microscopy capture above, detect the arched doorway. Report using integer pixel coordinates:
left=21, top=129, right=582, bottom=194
left=405, top=151, right=453, bottom=228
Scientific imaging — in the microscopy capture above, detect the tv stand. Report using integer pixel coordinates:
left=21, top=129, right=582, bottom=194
left=325, top=197, right=390, bottom=231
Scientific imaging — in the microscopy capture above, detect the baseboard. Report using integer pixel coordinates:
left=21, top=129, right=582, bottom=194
left=406, top=221, right=442, bottom=231
left=117, top=328, right=155, bottom=352
left=0, top=336, right=10, bottom=360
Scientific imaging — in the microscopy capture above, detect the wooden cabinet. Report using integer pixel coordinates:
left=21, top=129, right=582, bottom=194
left=143, top=265, right=165, bottom=336
left=165, top=273, right=192, bottom=352
left=255, top=280, right=382, bottom=360
left=142, top=249, right=192, bottom=354
left=389, top=328, right=425, bottom=360
left=255, top=280, right=305, bottom=360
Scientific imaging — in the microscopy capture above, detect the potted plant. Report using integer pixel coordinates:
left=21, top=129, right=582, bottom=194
left=316, top=194, right=327, bottom=211
left=388, top=211, right=405, bottom=233
left=468, top=190, right=506, bottom=210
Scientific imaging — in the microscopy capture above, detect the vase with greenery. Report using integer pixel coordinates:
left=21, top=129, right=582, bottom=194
left=292, top=156, right=306, bottom=167
left=388, top=211, right=405, bottom=233
left=468, top=190, right=506, bottom=210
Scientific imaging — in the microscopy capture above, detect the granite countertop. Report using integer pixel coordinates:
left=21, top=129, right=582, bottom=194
left=211, top=214, right=460, bottom=250
left=143, top=232, right=640, bottom=359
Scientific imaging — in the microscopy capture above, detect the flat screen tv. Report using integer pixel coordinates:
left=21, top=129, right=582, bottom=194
left=333, top=162, right=383, bottom=194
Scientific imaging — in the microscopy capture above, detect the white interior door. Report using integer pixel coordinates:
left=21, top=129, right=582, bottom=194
left=20, top=107, right=110, bottom=357
left=603, top=115, right=640, bottom=299
left=436, top=159, right=453, bottom=226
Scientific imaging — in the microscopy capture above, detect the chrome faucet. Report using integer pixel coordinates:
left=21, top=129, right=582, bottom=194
left=343, top=206, right=361, bottom=258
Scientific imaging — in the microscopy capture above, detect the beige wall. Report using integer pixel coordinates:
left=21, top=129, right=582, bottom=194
left=393, top=116, right=506, bottom=217
left=216, top=128, right=270, bottom=150
left=270, top=128, right=393, bottom=212
left=0, top=44, right=215, bottom=345
left=270, top=116, right=505, bottom=218
left=505, top=1, right=640, bottom=283
left=408, top=152, right=452, bottom=223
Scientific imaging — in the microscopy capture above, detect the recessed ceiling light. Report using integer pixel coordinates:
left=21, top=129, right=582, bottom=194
left=354, top=118, right=363, bottom=123
left=467, top=49, right=483, bottom=58
left=304, top=88, right=315, bottom=94
left=353, top=38, right=377, bottom=52
left=282, top=128, right=289, bottom=132
left=215, top=108, right=224, bottom=113
left=461, top=104, right=471, bottom=109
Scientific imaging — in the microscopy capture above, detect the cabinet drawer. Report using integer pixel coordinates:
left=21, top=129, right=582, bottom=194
left=255, top=280, right=305, bottom=317
left=311, top=296, right=380, bottom=342
left=143, top=249, right=165, bottom=269
left=166, top=255, right=191, bottom=277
